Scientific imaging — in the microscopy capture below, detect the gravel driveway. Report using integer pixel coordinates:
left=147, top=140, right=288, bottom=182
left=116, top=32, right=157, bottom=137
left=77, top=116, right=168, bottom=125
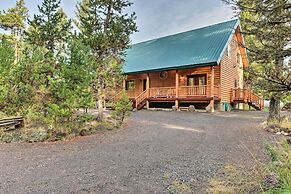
left=0, top=111, right=276, bottom=193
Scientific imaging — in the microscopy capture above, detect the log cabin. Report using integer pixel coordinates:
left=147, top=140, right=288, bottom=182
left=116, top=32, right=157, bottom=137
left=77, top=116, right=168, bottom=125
left=115, top=19, right=264, bottom=111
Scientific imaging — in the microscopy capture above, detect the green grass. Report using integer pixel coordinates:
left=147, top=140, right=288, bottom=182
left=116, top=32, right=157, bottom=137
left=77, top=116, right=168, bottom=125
left=264, top=107, right=269, bottom=112
left=207, top=140, right=291, bottom=194
left=265, top=140, right=291, bottom=193
left=168, top=180, right=192, bottom=194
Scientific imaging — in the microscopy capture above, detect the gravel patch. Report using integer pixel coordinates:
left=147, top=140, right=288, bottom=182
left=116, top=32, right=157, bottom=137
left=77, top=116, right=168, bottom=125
left=0, top=111, right=276, bottom=193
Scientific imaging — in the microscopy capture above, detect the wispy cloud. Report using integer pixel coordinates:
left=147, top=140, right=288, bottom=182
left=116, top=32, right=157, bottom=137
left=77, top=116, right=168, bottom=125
left=129, top=0, right=234, bottom=43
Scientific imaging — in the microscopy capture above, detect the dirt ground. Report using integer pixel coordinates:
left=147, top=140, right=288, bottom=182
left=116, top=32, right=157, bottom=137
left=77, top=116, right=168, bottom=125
left=0, top=111, right=277, bottom=193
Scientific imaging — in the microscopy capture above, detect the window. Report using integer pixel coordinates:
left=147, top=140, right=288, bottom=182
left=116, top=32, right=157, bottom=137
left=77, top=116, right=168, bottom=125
left=126, top=80, right=135, bottom=91
left=234, top=80, right=238, bottom=88
left=237, top=53, right=242, bottom=66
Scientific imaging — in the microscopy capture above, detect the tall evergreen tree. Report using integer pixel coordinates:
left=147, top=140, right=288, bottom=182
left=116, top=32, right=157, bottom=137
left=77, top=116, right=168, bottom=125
left=0, top=0, right=28, bottom=62
left=76, top=0, right=137, bottom=120
left=0, top=38, right=15, bottom=112
left=0, top=0, right=28, bottom=35
left=23, top=0, right=72, bottom=119
left=25, top=0, right=72, bottom=54
left=223, top=0, right=291, bottom=122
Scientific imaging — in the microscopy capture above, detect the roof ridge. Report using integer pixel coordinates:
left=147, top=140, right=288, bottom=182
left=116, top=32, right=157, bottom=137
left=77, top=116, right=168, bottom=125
left=132, top=19, right=239, bottom=46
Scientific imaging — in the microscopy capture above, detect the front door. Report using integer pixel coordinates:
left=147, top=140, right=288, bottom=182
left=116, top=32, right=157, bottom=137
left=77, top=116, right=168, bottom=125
left=143, top=79, right=147, bottom=91
left=187, top=74, right=206, bottom=86
left=187, top=74, right=207, bottom=95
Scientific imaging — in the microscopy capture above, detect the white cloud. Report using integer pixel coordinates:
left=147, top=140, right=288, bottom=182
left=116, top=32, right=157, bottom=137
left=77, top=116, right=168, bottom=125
left=130, top=0, right=235, bottom=43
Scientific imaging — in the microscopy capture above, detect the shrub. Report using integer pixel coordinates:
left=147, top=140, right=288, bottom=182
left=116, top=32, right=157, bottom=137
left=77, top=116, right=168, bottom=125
left=22, top=131, right=49, bottom=143
left=111, top=91, right=132, bottom=126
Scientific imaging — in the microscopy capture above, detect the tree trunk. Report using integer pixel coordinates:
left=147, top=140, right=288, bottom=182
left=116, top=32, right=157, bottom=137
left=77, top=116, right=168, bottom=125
left=97, top=76, right=105, bottom=121
left=268, top=97, right=281, bottom=123
left=97, top=95, right=104, bottom=121
left=13, top=30, right=20, bottom=64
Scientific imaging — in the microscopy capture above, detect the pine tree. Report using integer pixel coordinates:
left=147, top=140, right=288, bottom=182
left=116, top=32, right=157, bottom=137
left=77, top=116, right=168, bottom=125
left=25, top=0, right=72, bottom=54
left=223, top=0, right=291, bottom=122
left=0, top=0, right=28, bottom=62
left=0, top=38, right=15, bottom=111
left=24, top=0, right=72, bottom=86
left=22, top=0, right=72, bottom=120
left=0, top=0, right=28, bottom=35
left=76, top=0, right=137, bottom=120
left=111, top=91, right=132, bottom=126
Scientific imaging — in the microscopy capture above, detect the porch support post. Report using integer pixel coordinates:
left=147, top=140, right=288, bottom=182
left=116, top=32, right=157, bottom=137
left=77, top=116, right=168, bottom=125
left=146, top=73, right=150, bottom=109
left=175, top=70, right=179, bottom=110
left=210, top=66, right=215, bottom=112
left=123, top=79, right=126, bottom=90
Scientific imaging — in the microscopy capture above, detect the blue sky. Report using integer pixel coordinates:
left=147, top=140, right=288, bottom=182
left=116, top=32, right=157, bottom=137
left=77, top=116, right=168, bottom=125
left=0, top=0, right=235, bottom=43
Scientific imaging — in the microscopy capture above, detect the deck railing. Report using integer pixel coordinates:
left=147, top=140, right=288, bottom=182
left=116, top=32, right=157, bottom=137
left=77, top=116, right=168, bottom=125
left=231, top=88, right=245, bottom=101
left=107, top=90, right=136, bottom=101
left=149, top=85, right=219, bottom=98
left=135, top=90, right=148, bottom=109
left=231, top=88, right=264, bottom=110
left=149, top=87, right=176, bottom=98
left=107, top=90, right=122, bottom=101
left=111, top=85, right=221, bottom=101
left=179, top=85, right=207, bottom=97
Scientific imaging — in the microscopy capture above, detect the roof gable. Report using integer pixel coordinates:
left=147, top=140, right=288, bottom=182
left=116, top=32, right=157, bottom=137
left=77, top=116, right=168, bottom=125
left=124, top=19, right=240, bottom=74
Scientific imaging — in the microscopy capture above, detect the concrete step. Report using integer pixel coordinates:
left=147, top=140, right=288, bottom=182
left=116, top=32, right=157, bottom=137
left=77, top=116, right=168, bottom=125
left=179, top=107, right=189, bottom=111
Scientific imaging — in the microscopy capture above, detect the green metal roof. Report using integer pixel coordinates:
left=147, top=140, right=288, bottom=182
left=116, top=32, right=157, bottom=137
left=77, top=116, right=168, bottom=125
left=123, top=19, right=240, bottom=74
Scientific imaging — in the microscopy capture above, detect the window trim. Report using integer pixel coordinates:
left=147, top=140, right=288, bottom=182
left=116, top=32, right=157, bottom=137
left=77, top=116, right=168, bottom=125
left=125, top=80, right=135, bottom=91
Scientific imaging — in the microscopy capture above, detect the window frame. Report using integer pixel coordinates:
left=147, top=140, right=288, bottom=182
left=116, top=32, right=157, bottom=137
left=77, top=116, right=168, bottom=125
left=187, top=74, right=207, bottom=86
left=125, top=80, right=135, bottom=91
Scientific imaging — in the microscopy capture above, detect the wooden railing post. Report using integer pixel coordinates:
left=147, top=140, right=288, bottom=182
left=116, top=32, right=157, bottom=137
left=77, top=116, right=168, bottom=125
left=175, top=70, right=179, bottom=109
left=210, top=66, right=215, bottom=112
left=146, top=73, right=150, bottom=108
left=243, top=89, right=246, bottom=102
left=123, top=79, right=126, bottom=90
left=210, top=67, right=215, bottom=98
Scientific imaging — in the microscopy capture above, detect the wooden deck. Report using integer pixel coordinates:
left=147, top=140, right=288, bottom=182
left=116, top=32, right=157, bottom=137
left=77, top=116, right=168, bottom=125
left=148, top=85, right=220, bottom=99
left=107, top=87, right=263, bottom=111
left=108, top=85, right=220, bottom=110
left=231, top=89, right=264, bottom=110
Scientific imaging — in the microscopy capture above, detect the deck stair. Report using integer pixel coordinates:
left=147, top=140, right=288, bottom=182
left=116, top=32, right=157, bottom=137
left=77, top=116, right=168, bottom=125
left=248, top=102, right=262, bottom=111
left=135, top=90, right=148, bottom=110
left=106, top=90, right=148, bottom=110
left=231, top=89, right=264, bottom=110
left=137, top=99, right=147, bottom=110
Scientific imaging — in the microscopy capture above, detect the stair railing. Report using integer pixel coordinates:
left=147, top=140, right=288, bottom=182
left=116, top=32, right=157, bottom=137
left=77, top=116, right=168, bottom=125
left=108, top=90, right=123, bottom=102
left=135, top=90, right=148, bottom=109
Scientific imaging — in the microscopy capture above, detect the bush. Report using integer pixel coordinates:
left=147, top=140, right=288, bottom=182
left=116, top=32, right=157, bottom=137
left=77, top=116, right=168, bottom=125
left=0, top=111, right=117, bottom=143
left=111, top=91, right=132, bottom=126
left=22, top=131, right=49, bottom=143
